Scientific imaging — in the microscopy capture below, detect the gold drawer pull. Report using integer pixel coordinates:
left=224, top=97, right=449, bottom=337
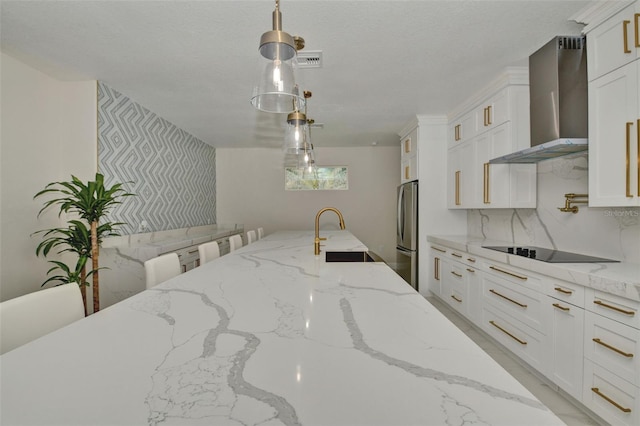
left=627, top=122, right=633, bottom=197
left=451, top=252, right=462, bottom=258
left=624, top=20, right=632, bottom=54
left=467, top=257, right=476, bottom=263
left=188, top=249, right=199, bottom=254
left=594, top=300, right=635, bottom=316
left=592, top=338, right=634, bottom=358
left=554, top=287, right=573, bottom=295
left=451, top=271, right=462, bottom=278
left=489, top=266, right=528, bottom=280
left=490, top=289, right=528, bottom=308
left=434, top=257, right=440, bottom=281
left=466, top=268, right=475, bottom=273
left=451, top=295, right=462, bottom=303
left=431, top=246, right=446, bottom=253
left=552, top=303, right=570, bottom=312
left=489, top=320, right=527, bottom=345
left=591, top=387, right=632, bottom=413
left=636, top=13, right=640, bottom=48
left=455, top=171, right=461, bottom=205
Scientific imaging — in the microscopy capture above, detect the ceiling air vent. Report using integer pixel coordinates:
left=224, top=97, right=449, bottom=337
left=297, top=51, right=323, bottom=68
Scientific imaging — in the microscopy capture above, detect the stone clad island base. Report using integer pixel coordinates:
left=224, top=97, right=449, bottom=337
left=0, top=231, right=565, bottom=425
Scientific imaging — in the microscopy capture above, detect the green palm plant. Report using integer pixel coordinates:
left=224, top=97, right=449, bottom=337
left=33, top=220, right=121, bottom=315
left=34, top=173, right=133, bottom=313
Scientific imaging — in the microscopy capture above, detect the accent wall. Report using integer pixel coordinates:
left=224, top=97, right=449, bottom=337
left=97, top=82, right=216, bottom=235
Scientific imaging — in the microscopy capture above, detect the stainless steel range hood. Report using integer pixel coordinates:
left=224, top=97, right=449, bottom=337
left=490, top=36, right=588, bottom=164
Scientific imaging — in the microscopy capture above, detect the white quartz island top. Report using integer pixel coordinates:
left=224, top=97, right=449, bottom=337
left=1, top=231, right=564, bottom=425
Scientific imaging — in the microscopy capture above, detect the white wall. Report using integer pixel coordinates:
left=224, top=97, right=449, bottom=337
left=0, top=51, right=97, bottom=302
left=216, top=146, right=400, bottom=262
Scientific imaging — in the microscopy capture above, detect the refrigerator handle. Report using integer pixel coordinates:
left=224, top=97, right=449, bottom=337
left=397, top=186, right=404, bottom=241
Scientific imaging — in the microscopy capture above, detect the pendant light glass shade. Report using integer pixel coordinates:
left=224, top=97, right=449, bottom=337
left=250, top=0, right=305, bottom=113
left=283, top=111, right=308, bottom=154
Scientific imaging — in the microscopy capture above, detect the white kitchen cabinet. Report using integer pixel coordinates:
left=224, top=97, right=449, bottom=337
left=448, top=111, right=476, bottom=149
left=447, top=70, right=536, bottom=209
left=447, top=140, right=477, bottom=208
left=545, top=279, right=585, bottom=401
left=428, top=245, right=448, bottom=297
left=582, top=287, right=640, bottom=426
left=400, top=126, right=418, bottom=183
left=587, top=1, right=640, bottom=82
left=587, top=1, right=640, bottom=207
left=588, top=61, right=640, bottom=206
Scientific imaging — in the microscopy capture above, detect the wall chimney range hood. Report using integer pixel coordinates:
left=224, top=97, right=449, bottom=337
left=490, top=36, right=588, bottom=164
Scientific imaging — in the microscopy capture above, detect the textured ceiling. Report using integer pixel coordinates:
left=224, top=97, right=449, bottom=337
left=0, top=0, right=597, bottom=148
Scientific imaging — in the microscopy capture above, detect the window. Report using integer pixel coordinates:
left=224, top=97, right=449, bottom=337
left=285, top=166, right=348, bottom=190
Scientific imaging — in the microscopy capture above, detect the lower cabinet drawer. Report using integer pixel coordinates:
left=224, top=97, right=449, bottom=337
left=482, top=272, right=543, bottom=332
left=585, top=311, right=640, bottom=387
left=482, top=305, right=545, bottom=373
left=583, top=359, right=639, bottom=426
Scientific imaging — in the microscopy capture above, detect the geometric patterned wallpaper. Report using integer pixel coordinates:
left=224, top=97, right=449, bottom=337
left=97, top=82, right=216, bottom=235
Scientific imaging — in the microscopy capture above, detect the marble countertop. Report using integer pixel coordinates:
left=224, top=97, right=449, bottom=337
left=1, top=231, right=563, bottom=425
left=428, top=234, right=640, bottom=302
left=101, top=223, right=244, bottom=261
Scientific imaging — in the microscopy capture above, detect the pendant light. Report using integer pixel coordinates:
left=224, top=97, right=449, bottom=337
left=284, top=91, right=311, bottom=154
left=250, top=0, right=305, bottom=113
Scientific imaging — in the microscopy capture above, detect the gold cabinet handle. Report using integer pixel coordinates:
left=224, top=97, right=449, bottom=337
left=636, top=13, right=640, bottom=47
left=490, top=289, right=528, bottom=308
left=404, top=138, right=411, bottom=153
left=431, top=246, right=446, bottom=253
left=627, top=122, right=633, bottom=197
left=451, top=252, right=462, bottom=258
left=591, top=387, right=632, bottom=413
left=592, top=338, right=634, bottom=358
left=483, top=107, right=488, bottom=126
left=594, top=300, right=635, bottom=316
left=489, top=320, right=527, bottom=345
left=552, top=303, right=570, bottom=312
left=554, top=287, right=573, bottom=295
left=434, top=257, right=440, bottom=281
left=451, top=295, right=462, bottom=303
left=454, top=124, right=461, bottom=141
left=405, top=165, right=410, bottom=180
left=467, top=257, right=476, bottom=263
left=466, top=268, right=475, bottom=273
left=487, top=105, right=492, bottom=125
left=624, top=20, right=632, bottom=53
left=451, top=271, right=462, bottom=278
left=489, top=265, right=528, bottom=280
left=188, top=249, right=199, bottom=255
left=455, top=171, right=461, bottom=205
left=483, top=163, right=490, bottom=204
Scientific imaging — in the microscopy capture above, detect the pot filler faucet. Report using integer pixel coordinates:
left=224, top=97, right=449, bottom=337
left=314, top=207, right=345, bottom=255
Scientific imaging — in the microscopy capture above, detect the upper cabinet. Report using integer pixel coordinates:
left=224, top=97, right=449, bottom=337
left=447, top=70, right=537, bottom=209
left=587, top=1, right=640, bottom=207
left=400, top=126, right=419, bottom=183
left=587, top=1, right=640, bottom=82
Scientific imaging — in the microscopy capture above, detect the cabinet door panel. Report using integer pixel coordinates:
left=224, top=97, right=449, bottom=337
left=589, top=62, right=639, bottom=206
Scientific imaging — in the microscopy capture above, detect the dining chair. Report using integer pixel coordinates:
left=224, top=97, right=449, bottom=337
left=246, top=230, right=257, bottom=244
left=198, top=240, right=220, bottom=265
left=257, top=227, right=264, bottom=239
left=0, top=284, right=85, bottom=355
left=229, top=234, right=243, bottom=252
left=144, top=252, right=181, bottom=289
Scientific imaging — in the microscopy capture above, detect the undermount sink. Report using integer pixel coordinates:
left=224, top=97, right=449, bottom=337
left=325, top=251, right=380, bottom=263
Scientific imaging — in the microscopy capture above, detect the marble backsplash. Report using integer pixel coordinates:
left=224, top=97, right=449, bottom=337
left=468, top=153, right=640, bottom=264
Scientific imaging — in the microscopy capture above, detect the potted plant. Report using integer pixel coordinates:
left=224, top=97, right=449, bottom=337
left=34, top=173, right=133, bottom=313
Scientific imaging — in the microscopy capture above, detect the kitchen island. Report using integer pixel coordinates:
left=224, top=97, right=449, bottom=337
left=0, top=231, right=564, bottom=425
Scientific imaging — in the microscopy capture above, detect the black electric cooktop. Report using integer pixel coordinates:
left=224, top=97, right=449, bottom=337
left=482, top=246, right=620, bottom=263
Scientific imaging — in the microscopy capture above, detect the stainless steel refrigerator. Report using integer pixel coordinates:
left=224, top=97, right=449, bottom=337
left=396, top=180, right=418, bottom=290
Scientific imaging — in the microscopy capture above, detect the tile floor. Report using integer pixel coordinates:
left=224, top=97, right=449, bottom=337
left=426, top=296, right=603, bottom=426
